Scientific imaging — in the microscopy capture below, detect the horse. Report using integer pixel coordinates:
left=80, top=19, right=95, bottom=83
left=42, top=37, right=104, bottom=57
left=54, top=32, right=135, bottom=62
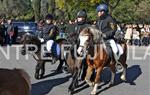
left=20, top=33, right=65, bottom=79
left=59, top=33, right=85, bottom=95
left=65, top=44, right=82, bottom=95
left=77, top=26, right=128, bottom=95
left=0, top=68, right=31, bottom=95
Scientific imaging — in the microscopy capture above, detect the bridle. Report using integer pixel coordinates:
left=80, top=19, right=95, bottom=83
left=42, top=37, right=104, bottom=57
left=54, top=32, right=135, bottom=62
left=78, top=33, right=93, bottom=54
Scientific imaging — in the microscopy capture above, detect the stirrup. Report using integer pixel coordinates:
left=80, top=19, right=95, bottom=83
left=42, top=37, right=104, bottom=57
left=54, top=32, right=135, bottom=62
left=114, top=54, right=123, bottom=72
left=115, top=61, right=123, bottom=73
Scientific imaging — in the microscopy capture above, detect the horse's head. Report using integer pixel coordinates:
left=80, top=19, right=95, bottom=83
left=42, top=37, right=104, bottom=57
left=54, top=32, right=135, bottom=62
left=77, top=27, right=93, bottom=56
left=20, top=33, right=41, bottom=55
left=77, top=26, right=103, bottom=56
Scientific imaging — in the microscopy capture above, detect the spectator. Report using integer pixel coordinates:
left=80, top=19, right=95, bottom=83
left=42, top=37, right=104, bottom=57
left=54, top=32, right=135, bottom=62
left=124, top=24, right=133, bottom=45
left=5, top=18, right=15, bottom=46
left=0, top=18, right=6, bottom=46
left=132, top=28, right=140, bottom=46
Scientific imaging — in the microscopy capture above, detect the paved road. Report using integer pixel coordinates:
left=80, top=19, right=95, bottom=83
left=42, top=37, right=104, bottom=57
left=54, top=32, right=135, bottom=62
left=0, top=45, right=150, bottom=95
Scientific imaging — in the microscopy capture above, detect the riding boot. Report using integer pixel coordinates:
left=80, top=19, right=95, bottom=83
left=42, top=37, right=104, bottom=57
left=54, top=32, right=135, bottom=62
left=113, top=53, right=123, bottom=72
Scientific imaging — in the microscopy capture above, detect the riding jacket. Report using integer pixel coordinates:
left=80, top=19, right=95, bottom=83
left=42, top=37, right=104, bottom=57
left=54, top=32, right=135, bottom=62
left=96, top=14, right=117, bottom=41
left=42, top=24, right=58, bottom=41
left=68, top=20, right=90, bottom=42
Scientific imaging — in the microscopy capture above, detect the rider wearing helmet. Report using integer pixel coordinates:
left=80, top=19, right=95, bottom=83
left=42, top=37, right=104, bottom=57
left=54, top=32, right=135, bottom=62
left=96, top=4, right=116, bottom=40
left=68, top=10, right=90, bottom=42
left=96, top=4, right=123, bottom=68
left=67, top=10, right=90, bottom=80
left=42, top=14, right=60, bottom=59
left=42, top=14, right=56, bottom=41
left=75, top=10, right=88, bottom=34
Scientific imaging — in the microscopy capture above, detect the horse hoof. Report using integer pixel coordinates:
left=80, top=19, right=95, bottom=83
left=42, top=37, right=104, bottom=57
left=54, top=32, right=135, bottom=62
left=121, top=75, right=126, bottom=81
left=40, top=75, right=44, bottom=79
left=69, top=91, right=73, bottom=95
left=90, top=91, right=96, bottom=95
left=68, top=89, right=74, bottom=95
left=109, top=83, right=114, bottom=87
left=35, top=73, right=39, bottom=79
left=85, top=79, right=94, bottom=87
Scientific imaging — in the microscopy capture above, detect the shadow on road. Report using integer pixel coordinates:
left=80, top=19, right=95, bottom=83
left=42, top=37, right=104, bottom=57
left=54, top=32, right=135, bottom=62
left=31, top=75, right=71, bottom=95
left=96, top=65, right=142, bottom=95
left=72, top=65, right=142, bottom=94
left=41, top=70, right=64, bottom=79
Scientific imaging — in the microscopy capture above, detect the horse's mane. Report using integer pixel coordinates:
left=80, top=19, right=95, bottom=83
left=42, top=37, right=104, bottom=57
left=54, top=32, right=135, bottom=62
left=80, top=26, right=103, bottom=44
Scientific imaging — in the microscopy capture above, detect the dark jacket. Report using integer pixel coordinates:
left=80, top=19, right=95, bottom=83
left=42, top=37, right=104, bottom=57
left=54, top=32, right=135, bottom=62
left=42, top=24, right=59, bottom=41
left=96, top=14, right=117, bottom=40
left=67, top=20, right=90, bottom=43
left=69, top=21, right=90, bottom=37
left=0, top=24, right=6, bottom=37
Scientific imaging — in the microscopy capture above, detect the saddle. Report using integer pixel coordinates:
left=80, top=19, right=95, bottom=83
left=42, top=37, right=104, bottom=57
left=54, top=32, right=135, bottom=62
left=105, top=41, right=113, bottom=61
left=102, top=40, right=114, bottom=67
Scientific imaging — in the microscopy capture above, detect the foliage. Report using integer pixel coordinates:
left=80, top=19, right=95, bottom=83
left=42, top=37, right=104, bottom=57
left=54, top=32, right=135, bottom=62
left=0, top=0, right=150, bottom=23
left=0, top=0, right=31, bottom=18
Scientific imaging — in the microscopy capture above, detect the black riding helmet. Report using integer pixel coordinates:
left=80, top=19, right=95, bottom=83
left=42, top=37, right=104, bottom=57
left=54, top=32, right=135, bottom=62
left=77, top=10, right=87, bottom=18
left=45, top=14, right=54, bottom=20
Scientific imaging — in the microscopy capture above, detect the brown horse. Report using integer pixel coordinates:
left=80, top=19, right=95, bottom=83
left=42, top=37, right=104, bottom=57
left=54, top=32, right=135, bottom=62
left=20, top=33, right=65, bottom=79
left=77, top=26, right=127, bottom=95
left=64, top=44, right=82, bottom=95
left=0, top=68, right=31, bottom=95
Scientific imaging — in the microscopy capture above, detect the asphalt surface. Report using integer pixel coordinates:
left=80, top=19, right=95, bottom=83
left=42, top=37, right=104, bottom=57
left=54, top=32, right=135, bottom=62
left=0, top=45, right=149, bottom=95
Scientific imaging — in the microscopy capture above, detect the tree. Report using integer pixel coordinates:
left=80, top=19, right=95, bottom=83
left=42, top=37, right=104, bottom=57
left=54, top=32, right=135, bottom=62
left=41, top=0, right=49, bottom=19
left=0, top=0, right=31, bottom=19
left=135, top=0, right=150, bottom=23
left=33, top=0, right=41, bottom=21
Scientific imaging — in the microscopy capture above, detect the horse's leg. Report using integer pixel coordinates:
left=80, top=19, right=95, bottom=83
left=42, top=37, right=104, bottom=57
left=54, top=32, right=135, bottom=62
left=120, top=47, right=127, bottom=81
left=34, top=60, right=45, bottom=79
left=68, top=68, right=78, bottom=95
left=91, top=67, right=102, bottom=95
left=35, top=62, right=41, bottom=79
left=85, top=66, right=94, bottom=87
left=40, top=61, right=45, bottom=78
left=109, top=61, right=116, bottom=86
left=120, top=63, right=127, bottom=81
left=55, top=58, right=64, bottom=73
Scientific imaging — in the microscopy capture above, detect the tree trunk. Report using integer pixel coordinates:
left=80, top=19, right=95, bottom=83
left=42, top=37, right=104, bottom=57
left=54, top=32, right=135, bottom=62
left=48, top=0, right=56, bottom=17
left=41, top=0, right=48, bottom=19
left=33, top=0, right=41, bottom=21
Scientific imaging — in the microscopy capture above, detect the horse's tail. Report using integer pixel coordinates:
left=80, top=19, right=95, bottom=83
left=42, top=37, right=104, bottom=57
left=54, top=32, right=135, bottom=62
left=14, top=69, right=31, bottom=91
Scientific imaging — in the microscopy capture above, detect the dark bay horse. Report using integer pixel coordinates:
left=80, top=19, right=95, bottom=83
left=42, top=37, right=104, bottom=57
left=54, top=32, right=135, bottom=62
left=0, top=68, right=31, bottom=95
left=20, top=33, right=65, bottom=79
left=77, top=26, right=128, bottom=95
left=64, top=44, right=82, bottom=95
left=59, top=33, right=85, bottom=95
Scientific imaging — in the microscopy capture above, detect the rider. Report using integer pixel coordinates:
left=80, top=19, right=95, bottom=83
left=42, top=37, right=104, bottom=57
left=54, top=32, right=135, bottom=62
left=41, top=14, right=60, bottom=59
left=96, top=4, right=123, bottom=66
left=68, top=9, right=90, bottom=80
left=74, top=9, right=89, bottom=35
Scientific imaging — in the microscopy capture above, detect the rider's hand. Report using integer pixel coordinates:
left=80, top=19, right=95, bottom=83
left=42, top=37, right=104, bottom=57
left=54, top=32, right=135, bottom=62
left=39, top=38, right=44, bottom=42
